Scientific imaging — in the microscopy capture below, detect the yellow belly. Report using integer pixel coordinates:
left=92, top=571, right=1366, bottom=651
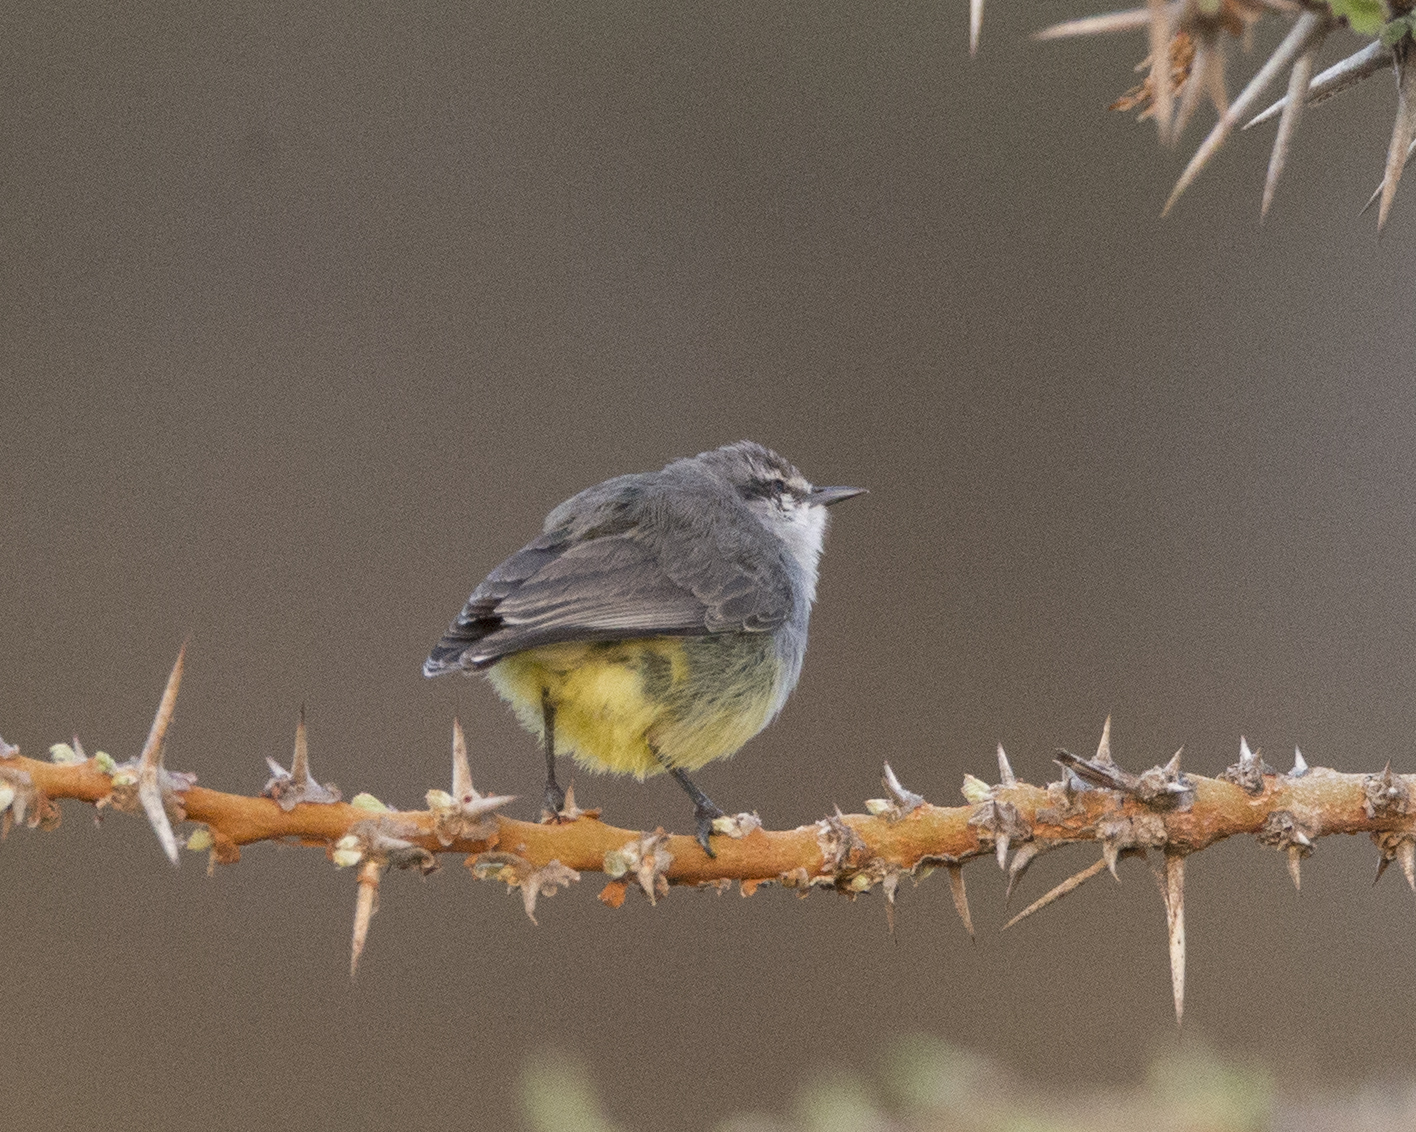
left=486, top=636, right=779, bottom=779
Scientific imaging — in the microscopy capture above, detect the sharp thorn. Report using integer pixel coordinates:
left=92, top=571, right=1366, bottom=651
left=452, top=717, right=473, bottom=799
left=1002, top=857, right=1109, bottom=930
left=1287, top=845, right=1303, bottom=891
left=882, top=762, right=925, bottom=812
left=996, top=743, right=1016, bottom=787
left=1033, top=6, right=1152, bottom=39
left=946, top=863, right=974, bottom=941
left=350, top=859, right=381, bottom=978
left=1205, top=38, right=1230, bottom=117
left=1163, top=11, right=1324, bottom=216
left=1376, top=855, right=1393, bottom=886
left=1147, top=0, right=1174, bottom=143
left=1400, top=840, right=1416, bottom=892
left=1005, top=841, right=1046, bottom=906
left=1164, top=854, right=1186, bottom=1027
left=1378, top=44, right=1416, bottom=231
left=1291, top=746, right=1309, bottom=776
left=1173, top=38, right=1213, bottom=143
left=1246, top=40, right=1393, bottom=129
left=995, top=833, right=1010, bottom=871
left=137, top=774, right=180, bottom=866
left=291, top=704, right=310, bottom=787
left=1240, top=735, right=1257, bottom=769
left=137, top=644, right=188, bottom=866
left=970, top=0, right=984, bottom=56
left=1261, top=37, right=1323, bottom=222
left=1103, top=838, right=1122, bottom=881
left=1165, top=747, right=1183, bottom=775
left=1095, top=715, right=1114, bottom=765
left=139, top=644, right=186, bottom=776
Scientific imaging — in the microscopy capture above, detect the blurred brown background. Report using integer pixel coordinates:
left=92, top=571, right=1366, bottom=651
left=4, top=3, right=1415, bottom=1129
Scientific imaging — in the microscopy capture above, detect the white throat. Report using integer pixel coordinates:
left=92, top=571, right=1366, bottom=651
left=771, top=501, right=829, bottom=605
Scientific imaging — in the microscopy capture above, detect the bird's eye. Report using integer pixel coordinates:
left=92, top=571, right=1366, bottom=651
left=740, top=477, right=787, bottom=502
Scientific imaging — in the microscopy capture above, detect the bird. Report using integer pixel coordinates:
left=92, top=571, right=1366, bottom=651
left=423, top=440, right=864, bottom=854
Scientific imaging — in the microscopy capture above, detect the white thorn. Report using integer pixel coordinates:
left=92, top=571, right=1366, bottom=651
left=137, top=645, right=187, bottom=866
left=1146, top=0, right=1174, bottom=143
left=1096, top=715, right=1114, bottom=764
left=1245, top=40, right=1392, bottom=129
left=137, top=776, right=180, bottom=867
left=1002, top=857, right=1109, bottom=931
left=1291, top=747, right=1309, bottom=776
left=1400, top=840, right=1416, bottom=892
left=1165, top=747, right=1183, bottom=775
left=946, top=863, right=974, bottom=940
left=1163, top=11, right=1325, bottom=216
left=970, top=0, right=984, bottom=56
left=451, top=717, right=473, bottom=799
left=1164, top=854, right=1186, bottom=1026
left=996, top=743, right=1016, bottom=787
left=1378, top=43, right=1416, bottom=231
left=1103, top=837, right=1122, bottom=881
left=1034, top=6, right=1152, bottom=40
left=350, top=859, right=381, bottom=978
left=1240, top=736, right=1257, bottom=768
left=1261, top=37, right=1323, bottom=222
left=995, top=833, right=1010, bottom=870
left=1287, top=845, right=1303, bottom=891
left=291, top=705, right=310, bottom=788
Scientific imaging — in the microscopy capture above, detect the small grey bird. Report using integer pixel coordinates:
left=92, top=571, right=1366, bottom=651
left=423, top=440, right=864, bottom=854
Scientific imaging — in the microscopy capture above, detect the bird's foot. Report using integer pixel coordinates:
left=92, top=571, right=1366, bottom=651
left=540, top=780, right=597, bottom=824
left=540, top=778, right=569, bottom=823
left=660, top=761, right=727, bottom=857
left=692, top=798, right=727, bottom=858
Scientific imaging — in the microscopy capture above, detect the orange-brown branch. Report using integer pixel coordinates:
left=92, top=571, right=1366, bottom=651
left=6, top=668, right=1414, bottom=1013
left=3, top=745, right=1409, bottom=885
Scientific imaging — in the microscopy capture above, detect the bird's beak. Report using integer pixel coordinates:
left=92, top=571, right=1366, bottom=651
left=807, top=485, right=867, bottom=507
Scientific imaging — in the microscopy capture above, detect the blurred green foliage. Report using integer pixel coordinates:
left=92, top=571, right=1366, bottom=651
left=521, top=1037, right=1277, bottom=1132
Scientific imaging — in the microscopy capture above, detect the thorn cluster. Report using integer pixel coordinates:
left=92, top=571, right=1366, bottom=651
left=1024, top=0, right=1415, bottom=225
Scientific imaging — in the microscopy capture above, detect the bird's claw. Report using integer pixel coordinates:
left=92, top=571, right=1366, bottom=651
left=693, top=801, right=725, bottom=858
left=540, top=779, right=568, bottom=824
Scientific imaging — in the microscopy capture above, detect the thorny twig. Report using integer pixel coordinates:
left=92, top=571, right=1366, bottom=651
left=1018, top=0, right=1416, bottom=226
left=7, top=650, right=1416, bottom=1022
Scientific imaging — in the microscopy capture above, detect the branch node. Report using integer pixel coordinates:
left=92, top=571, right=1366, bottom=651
left=1220, top=736, right=1274, bottom=794
left=603, top=830, right=672, bottom=905
left=263, top=706, right=343, bottom=811
left=879, top=762, right=925, bottom=817
left=1363, top=764, right=1410, bottom=819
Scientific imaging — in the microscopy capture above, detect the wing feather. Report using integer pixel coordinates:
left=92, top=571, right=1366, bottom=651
left=424, top=480, right=792, bottom=674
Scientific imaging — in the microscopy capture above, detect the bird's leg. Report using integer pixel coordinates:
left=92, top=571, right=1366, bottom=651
left=540, top=689, right=567, bottom=820
left=654, top=748, right=726, bottom=857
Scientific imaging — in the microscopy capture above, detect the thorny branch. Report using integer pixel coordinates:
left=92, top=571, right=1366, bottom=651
left=1008, top=0, right=1416, bottom=226
left=5, top=650, right=1416, bottom=1021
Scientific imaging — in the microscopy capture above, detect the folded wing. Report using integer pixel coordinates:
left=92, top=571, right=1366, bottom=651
left=424, top=523, right=791, bottom=674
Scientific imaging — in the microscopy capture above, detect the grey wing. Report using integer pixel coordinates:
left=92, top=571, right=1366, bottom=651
left=423, top=527, right=791, bottom=674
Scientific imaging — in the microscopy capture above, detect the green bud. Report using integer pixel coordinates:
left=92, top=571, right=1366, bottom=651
left=603, top=849, right=632, bottom=879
